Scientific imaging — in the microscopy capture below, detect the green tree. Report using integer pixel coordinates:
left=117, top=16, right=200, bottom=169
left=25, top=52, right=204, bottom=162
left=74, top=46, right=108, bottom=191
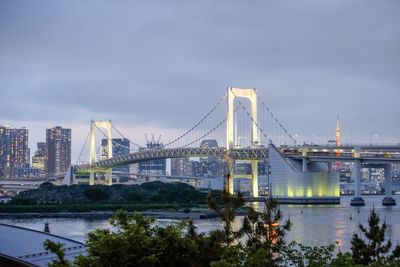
left=351, top=208, right=395, bottom=265
left=43, top=239, right=71, bottom=267
left=282, top=241, right=335, bottom=267
left=83, top=187, right=109, bottom=202
left=207, top=189, right=245, bottom=246
left=241, top=197, right=291, bottom=266
left=75, top=210, right=211, bottom=267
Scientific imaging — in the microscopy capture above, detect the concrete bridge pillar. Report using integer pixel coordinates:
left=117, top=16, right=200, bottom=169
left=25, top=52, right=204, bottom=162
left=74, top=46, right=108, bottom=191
left=227, top=159, right=235, bottom=194
left=251, top=160, right=259, bottom=198
left=351, top=147, right=365, bottom=206
left=226, top=87, right=260, bottom=198
left=106, top=170, right=113, bottom=186
left=89, top=172, right=95, bottom=185
left=302, top=158, right=308, bottom=172
left=383, top=164, right=396, bottom=206
left=302, top=149, right=308, bottom=172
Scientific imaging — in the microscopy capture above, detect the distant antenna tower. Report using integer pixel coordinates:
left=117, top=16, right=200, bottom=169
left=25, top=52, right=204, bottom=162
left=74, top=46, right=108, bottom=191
left=336, top=114, right=341, bottom=147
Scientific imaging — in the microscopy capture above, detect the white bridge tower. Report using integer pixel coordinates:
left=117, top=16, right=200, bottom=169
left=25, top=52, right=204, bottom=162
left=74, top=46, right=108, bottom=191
left=226, top=87, right=259, bottom=197
left=89, top=120, right=113, bottom=185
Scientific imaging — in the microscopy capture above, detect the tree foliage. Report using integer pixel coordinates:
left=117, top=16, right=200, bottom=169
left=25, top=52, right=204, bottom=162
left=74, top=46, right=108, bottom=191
left=207, top=190, right=245, bottom=246
left=43, top=239, right=72, bottom=267
left=241, top=197, right=291, bottom=265
left=12, top=181, right=207, bottom=205
left=43, top=190, right=400, bottom=267
left=351, top=208, right=400, bottom=266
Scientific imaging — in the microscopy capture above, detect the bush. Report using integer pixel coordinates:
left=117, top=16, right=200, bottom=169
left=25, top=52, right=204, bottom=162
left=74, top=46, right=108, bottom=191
left=83, top=187, right=109, bottom=202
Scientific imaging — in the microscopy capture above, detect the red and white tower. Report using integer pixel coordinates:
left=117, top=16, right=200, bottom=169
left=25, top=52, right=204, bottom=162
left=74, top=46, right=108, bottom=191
left=336, top=114, right=341, bottom=147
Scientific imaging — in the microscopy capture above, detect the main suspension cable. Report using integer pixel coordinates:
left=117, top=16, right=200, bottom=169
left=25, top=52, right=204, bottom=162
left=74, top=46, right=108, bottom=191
left=164, top=93, right=227, bottom=147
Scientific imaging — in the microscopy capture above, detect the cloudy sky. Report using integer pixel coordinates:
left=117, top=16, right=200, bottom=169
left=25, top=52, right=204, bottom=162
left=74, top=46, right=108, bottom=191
left=1, top=0, right=399, bottom=161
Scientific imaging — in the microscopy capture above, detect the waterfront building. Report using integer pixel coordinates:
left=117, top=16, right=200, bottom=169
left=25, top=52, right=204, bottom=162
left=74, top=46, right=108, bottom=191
left=268, top=144, right=339, bottom=202
left=46, top=126, right=71, bottom=177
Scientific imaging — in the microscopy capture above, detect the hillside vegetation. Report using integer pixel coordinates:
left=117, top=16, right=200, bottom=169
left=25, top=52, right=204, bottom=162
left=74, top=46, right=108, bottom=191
left=10, top=181, right=209, bottom=205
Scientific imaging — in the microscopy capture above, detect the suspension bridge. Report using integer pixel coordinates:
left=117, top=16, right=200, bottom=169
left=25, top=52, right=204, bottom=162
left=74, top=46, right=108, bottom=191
left=63, top=87, right=400, bottom=206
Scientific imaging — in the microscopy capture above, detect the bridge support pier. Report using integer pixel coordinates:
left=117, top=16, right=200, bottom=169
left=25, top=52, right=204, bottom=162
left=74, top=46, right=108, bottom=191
left=350, top=159, right=365, bottom=206
left=251, top=160, right=259, bottom=198
left=382, top=164, right=396, bottom=206
left=227, top=159, right=234, bottom=194
left=226, top=159, right=259, bottom=198
left=106, top=169, right=112, bottom=186
left=302, top=158, right=308, bottom=172
left=327, top=162, right=332, bottom=172
left=89, top=172, right=95, bottom=186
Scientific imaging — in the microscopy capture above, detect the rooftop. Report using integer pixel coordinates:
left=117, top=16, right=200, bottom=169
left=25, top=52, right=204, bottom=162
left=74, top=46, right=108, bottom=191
left=0, top=223, right=86, bottom=267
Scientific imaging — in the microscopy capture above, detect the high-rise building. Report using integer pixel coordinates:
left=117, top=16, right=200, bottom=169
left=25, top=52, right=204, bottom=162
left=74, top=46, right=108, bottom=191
left=0, top=126, right=30, bottom=178
left=32, top=142, right=46, bottom=176
left=10, top=127, right=30, bottom=173
left=46, top=126, right=71, bottom=176
left=101, top=138, right=130, bottom=175
left=171, top=158, right=192, bottom=176
left=199, top=139, right=223, bottom=177
left=0, top=126, right=11, bottom=178
left=138, top=139, right=166, bottom=175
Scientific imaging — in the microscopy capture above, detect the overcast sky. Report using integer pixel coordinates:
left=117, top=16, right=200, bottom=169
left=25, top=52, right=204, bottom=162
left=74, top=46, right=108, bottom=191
left=1, top=0, right=399, bottom=161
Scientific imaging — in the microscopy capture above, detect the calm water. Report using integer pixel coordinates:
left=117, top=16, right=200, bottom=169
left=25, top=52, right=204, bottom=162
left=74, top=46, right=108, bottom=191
left=1, top=196, right=400, bottom=252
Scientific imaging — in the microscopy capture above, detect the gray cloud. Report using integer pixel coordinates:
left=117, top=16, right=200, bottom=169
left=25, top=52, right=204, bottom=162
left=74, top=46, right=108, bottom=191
left=1, top=0, right=399, bottom=159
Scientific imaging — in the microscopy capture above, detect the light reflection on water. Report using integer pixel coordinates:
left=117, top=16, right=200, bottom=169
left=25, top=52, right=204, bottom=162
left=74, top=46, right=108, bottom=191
left=1, top=196, right=399, bottom=252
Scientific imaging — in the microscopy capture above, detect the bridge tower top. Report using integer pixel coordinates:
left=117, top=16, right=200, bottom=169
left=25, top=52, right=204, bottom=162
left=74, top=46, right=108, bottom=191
left=90, top=120, right=113, bottom=164
left=227, top=87, right=259, bottom=149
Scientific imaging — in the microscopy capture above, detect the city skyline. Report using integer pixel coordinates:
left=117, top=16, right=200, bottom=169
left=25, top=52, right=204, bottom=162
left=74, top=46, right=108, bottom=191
left=1, top=1, right=399, bottom=161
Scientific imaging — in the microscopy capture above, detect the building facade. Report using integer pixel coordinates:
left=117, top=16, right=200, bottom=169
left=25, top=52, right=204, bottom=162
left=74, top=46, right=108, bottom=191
left=101, top=138, right=130, bottom=176
left=0, top=126, right=30, bottom=179
left=46, top=127, right=71, bottom=177
left=138, top=140, right=166, bottom=175
left=32, top=142, right=46, bottom=177
left=268, top=144, right=339, bottom=200
left=0, top=126, right=11, bottom=178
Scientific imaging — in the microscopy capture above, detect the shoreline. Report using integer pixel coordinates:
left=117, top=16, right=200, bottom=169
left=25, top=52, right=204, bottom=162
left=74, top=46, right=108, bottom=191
left=0, top=210, right=214, bottom=220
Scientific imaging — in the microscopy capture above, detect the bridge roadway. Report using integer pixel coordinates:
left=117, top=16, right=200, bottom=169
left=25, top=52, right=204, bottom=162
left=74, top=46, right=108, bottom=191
left=75, top=147, right=268, bottom=172
left=282, top=145, right=400, bottom=163
left=74, top=145, right=400, bottom=172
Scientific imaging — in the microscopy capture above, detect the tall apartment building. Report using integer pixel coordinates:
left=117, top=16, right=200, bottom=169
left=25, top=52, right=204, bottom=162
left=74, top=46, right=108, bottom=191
left=0, top=126, right=11, bottom=178
left=0, top=126, right=30, bottom=178
left=46, top=126, right=71, bottom=176
left=171, top=158, right=192, bottom=176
